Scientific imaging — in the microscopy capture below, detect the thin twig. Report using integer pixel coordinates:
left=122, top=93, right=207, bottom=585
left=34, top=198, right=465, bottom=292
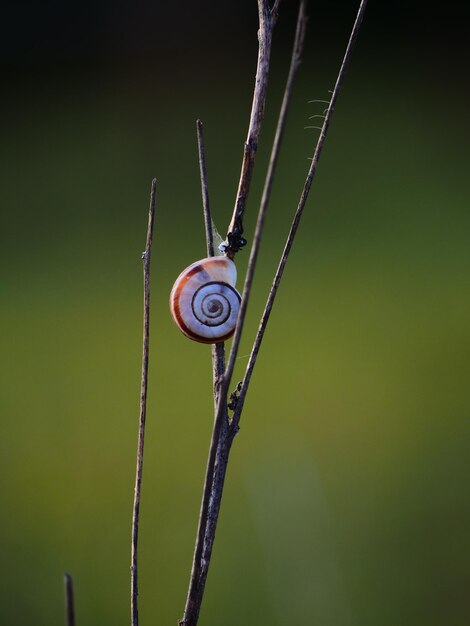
left=224, top=0, right=276, bottom=257
left=179, top=124, right=227, bottom=626
left=64, top=573, right=75, bottom=626
left=233, top=0, right=369, bottom=423
left=179, top=2, right=279, bottom=622
left=179, top=1, right=368, bottom=623
left=196, top=118, right=226, bottom=392
left=225, top=0, right=308, bottom=402
left=131, top=178, right=157, bottom=626
left=271, top=0, right=282, bottom=20
left=178, top=400, right=229, bottom=626
left=197, top=120, right=215, bottom=258
left=200, top=0, right=307, bottom=595
left=179, top=5, right=306, bottom=626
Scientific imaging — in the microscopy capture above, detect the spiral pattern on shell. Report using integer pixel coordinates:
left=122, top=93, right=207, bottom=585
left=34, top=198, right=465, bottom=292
left=169, top=257, right=241, bottom=343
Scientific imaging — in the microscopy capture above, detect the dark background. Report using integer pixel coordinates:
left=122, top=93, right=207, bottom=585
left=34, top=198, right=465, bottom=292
left=1, top=2, right=469, bottom=625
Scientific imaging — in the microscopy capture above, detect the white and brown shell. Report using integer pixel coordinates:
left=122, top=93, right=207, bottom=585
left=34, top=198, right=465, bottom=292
left=169, top=256, right=241, bottom=343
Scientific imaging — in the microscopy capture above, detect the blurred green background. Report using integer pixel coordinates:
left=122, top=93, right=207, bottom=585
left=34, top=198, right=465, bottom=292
left=1, top=1, right=469, bottom=625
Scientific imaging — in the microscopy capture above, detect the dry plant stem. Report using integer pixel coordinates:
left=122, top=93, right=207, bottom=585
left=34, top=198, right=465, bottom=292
left=197, top=120, right=215, bottom=258
left=199, top=0, right=307, bottom=596
left=181, top=122, right=227, bottom=626
left=225, top=0, right=307, bottom=395
left=131, top=178, right=156, bottom=626
left=64, top=573, right=75, bottom=626
left=180, top=1, right=278, bottom=621
left=179, top=5, right=305, bottom=626
left=233, top=0, right=369, bottom=423
left=225, top=0, right=279, bottom=255
left=181, top=1, right=368, bottom=623
left=196, top=119, right=226, bottom=389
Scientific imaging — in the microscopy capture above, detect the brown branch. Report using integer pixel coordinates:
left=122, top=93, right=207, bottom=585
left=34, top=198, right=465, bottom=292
left=179, top=1, right=368, bottom=624
left=223, top=0, right=276, bottom=257
left=64, top=573, right=75, bottom=626
left=198, top=1, right=307, bottom=597
left=179, top=123, right=227, bottom=626
left=233, top=0, right=369, bottom=423
left=131, top=178, right=157, bottom=626
left=179, top=4, right=306, bottom=626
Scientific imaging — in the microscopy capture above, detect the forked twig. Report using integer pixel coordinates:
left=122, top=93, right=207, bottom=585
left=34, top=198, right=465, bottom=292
left=131, top=179, right=157, bottom=626
left=233, top=0, right=369, bottom=423
left=195, top=0, right=308, bottom=605
left=180, top=2, right=279, bottom=622
left=179, top=4, right=305, bottom=626
left=180, top=122, right=228, bottom=626
left=64, top=572, right=75, bottom=626
left=225, top=0, right=308, bottom=399
left=179, top=0, right=368, bottom=624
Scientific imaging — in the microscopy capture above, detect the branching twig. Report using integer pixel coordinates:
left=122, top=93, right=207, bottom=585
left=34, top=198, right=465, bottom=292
left=179, top=4, right=304, bottom=626
left=179, top=123, right=228, bottom=626
left=233, top=0, right=369, bottom=423
left=225, top=0, right=308, bottom=401
left=131, top=178, right=156, bottom=626
left=64, top=573, right=75, bottom=626
left=197, top=2, right=307, bottom=606
left=179, top=1, right=368, bottom=624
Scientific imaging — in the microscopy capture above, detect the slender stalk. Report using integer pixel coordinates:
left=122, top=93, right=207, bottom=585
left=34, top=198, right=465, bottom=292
left=233, top=0, right=369, bottom=423
left=197, top=120, right=215, bottom=258
left=196, top=117, right=226, bottom=392
left=224, top=0, right=278, bottom=257
left=179, top=2, right=279, bottom=622
left=180, top=123, right=227, bottom=626
left=197, top=3, right=308, bottom=597
left=225, top=0, right=308, bottom=397
left=131, top=178, right=157, bottom=626
left=179, top=4, right=305, bottom=626
left=179, top=1, right=368, bottom=624
left=64, top=573, right=75, bottom=626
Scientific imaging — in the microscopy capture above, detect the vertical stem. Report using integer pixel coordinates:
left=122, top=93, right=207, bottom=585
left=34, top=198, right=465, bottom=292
left=194, top=9, right=308, bottom=609
left=224, top=0, right=275, bottom=256
left=197, top=120, right=215, bottom=258
left=179, top=122, right=228, bottom=626
left=195, top=118, right=226, bottom=392
left=64, top=573, right=75, bottom=626
left=179, top=1, right=368, bottom=625
left=131, top=179, right=157, bottom=626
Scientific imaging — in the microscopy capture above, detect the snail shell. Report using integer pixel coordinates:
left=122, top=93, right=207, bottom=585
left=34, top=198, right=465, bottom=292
left=169, top=256, right=241, bottom=344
